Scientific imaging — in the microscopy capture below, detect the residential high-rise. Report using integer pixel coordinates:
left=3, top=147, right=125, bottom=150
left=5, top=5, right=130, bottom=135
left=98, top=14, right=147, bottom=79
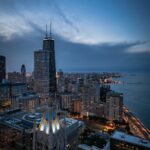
left=105, top=91, right=123, bottom=121
left=100, top=84, right=110, bottom=102
left=0, top=83, right=27, bottom=111
left=0, top=55, right=6, bottom=83
left=34, top=25, right=57, bottom=97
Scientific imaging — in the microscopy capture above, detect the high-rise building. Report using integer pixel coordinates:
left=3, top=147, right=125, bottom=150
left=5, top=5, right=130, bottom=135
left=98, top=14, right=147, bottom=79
left=0, top=55, right=6, bottom=83
left=100, top=84, right=110, bottom=102
left=72, top=99, right=82, bottom=113
left=0, top=83, right=11, bottom=110
left=21, top=64, right=26, bottom=76
left=34, top=26, right=57, bottom=97
left=105, top=91, right=123, bottom=121
left=21, top=64, right=26, bottom=83
left=0, top=82, right=27, bottom=111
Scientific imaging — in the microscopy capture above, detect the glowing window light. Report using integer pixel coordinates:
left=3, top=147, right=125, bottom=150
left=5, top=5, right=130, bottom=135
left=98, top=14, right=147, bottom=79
left=52, top=122, right=56, bottom=133
left=56, top=120, right=60, bottom=130
left=40, top=123, right=44, bottom=131
left=87, top=112, right=89, bottom=117
left=46, top=124, right=49, bottom=134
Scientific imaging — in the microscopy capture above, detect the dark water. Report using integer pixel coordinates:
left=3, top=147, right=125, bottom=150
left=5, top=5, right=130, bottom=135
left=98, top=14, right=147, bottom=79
left=111, top=73, right=150, bottom=129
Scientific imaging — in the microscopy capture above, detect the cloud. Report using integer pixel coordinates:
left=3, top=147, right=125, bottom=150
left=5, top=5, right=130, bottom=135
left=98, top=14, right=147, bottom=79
left=54, top=4, right=80, bottom=33
left=0, top=0, right=149, bottom=51
left=125, top=42, right=150, bottom=53
left=0, top=14, right=33, bottom=41
left=0, top=0, right=126, bottom=44
left=0, top=28, right=150, bottom=72
left=0, top=0, right=81, bottom=43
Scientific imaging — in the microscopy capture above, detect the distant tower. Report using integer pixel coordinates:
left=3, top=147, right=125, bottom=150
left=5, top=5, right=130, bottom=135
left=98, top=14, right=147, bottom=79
left=34, top=23, right=57, bottom=97
left=21, top=64, right=26, bottom=77
left=33, top=100, right=66, bottom=150
left=0, top=55, right=6, bottom=83
left=21, top=64, right=26, bottom=83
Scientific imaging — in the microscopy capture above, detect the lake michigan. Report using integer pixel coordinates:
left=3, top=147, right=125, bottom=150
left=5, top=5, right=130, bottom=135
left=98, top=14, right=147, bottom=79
left=111, top=72, right=150, bottom=129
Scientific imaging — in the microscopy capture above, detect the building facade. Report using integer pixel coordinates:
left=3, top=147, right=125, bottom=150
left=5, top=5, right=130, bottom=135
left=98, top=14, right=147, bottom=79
left=8, top=71, right=25, bottom=83
left=105, top=91, right=123, bottom=121
left=34, top=34, right=57, bottom=97
left=33, top=104, right=66, bottom=150
left=0, top=83, right=11, bottom=111
left=60, top=93, right=82, bottom=113
left=100, top=84, right=110, bottom=102
left=72, top=99, right=82, bottom=113
left=0, top=83, right=27, bottom=111
left=10, top=83, right=27, bottom=96
left=11, top=92, right=39, bottom=112
left=110, top=131, right=150, bottom=150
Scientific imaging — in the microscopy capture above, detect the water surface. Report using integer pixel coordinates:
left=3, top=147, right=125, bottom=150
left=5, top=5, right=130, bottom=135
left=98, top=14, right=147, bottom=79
left=111, top=73, right=150, bottom=129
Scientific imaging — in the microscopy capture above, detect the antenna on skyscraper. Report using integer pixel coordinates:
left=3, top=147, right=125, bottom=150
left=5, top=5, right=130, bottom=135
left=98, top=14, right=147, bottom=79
left=45, top=24, right=48, bottom=38
left=50, top=20, right=52, bottom=38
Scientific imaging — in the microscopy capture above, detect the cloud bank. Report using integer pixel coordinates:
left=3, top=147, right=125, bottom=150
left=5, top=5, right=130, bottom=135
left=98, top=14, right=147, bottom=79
left=0, top=0, right=149, bottom=53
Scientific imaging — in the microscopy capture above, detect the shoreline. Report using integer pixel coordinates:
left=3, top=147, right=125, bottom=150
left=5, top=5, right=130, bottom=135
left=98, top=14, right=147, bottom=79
left=111, top=73, right=150, bottom=138
left=123, top=106, right=150, bottom=139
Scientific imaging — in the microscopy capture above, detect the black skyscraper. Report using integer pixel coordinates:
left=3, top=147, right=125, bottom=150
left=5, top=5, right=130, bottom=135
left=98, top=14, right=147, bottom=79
left=34, top=24, right=57, bottom=97
left=0, top=55, right=6, bottom=83
left=43, top=32, right=57, bottom=95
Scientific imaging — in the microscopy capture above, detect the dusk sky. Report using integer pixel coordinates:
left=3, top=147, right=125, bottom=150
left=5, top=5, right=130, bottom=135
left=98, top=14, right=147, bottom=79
left=0, top=0, right=150, bottom=72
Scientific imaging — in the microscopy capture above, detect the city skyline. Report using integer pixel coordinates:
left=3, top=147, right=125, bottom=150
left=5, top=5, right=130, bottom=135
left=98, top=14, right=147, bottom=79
left=0, top=1, right=150, bottom=148
left=0, top=0, right=150, bottom=72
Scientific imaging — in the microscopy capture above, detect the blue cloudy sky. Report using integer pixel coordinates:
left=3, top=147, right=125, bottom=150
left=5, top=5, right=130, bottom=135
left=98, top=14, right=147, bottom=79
left=0, top=0, right=150, bottom=72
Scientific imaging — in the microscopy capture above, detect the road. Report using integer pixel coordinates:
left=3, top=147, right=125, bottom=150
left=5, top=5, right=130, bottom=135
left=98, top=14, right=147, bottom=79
left=123, top=106, right=150, bottom=139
